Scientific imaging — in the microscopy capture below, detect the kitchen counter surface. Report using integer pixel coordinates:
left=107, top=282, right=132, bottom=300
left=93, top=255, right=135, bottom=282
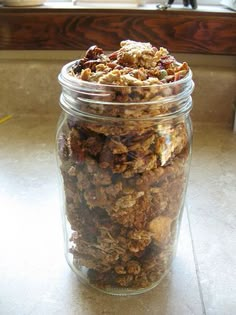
left=0, top=115, right=235, bottom=315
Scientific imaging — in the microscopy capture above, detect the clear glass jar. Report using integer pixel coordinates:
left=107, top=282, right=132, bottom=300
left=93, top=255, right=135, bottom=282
left=57, top=61, right=194, bottom=295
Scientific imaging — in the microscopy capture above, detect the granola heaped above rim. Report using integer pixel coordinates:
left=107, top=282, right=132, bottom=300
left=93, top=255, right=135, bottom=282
left=69, top=40, right=189, bottom=86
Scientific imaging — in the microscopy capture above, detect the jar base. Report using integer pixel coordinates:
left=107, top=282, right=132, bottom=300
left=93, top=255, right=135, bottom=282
left=66, top=257, right=169, bottom=296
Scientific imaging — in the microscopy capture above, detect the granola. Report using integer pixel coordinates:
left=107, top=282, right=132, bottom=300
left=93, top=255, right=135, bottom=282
left=58, top=40, right=192, bottom=292
left=71, top=40, right=189, bottom=86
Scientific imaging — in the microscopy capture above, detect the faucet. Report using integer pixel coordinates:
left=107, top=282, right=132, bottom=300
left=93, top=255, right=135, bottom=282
left=157, top=0, right=197, bottom=10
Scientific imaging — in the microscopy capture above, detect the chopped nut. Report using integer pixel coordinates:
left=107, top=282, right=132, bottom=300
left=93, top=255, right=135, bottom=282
left=115, top=265, right=127, bottom=275
left=114, top=192, right=144, bottom=209
left=126, top=260, right=141, bottom=275
left=108, top=138, right=128, bottom=154
left=68, top=166, right=77, bottom=176
left=116, top=275, right=134, bottom=287
left=80, top=68, right=91, bottom=81
left=148, top=216, right=173, bottom=246
left=128, top=230, right=152, bottom=253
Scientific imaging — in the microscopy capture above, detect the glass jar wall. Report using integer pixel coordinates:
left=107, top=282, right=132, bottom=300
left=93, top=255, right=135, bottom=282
left=56, top=61, right=194, bottom=295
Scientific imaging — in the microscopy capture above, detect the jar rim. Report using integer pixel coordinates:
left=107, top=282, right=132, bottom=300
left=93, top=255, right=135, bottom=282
left=58, top=60, right=193, bottom=91
left=58, top=60, right=194, bottom=120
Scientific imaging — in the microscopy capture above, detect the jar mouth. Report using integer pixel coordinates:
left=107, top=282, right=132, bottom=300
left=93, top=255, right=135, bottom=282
left=58, top=60, right=193, bottom=91
left=58, top=60, right=194, bottom=120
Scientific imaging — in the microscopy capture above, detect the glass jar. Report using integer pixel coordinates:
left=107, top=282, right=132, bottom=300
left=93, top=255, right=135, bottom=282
left=56, top=61, right=194, bottom=295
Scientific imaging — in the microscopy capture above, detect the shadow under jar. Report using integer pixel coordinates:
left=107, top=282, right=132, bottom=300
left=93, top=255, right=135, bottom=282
left=57, top=61, right=194, bottom=295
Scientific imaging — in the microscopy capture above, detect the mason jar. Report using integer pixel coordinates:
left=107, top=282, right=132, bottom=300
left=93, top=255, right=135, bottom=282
left=56, top=60, right=194, bottom=295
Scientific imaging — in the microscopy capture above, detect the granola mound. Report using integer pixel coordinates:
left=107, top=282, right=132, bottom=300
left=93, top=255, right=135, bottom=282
left=70, top=40, right=189, bottom=86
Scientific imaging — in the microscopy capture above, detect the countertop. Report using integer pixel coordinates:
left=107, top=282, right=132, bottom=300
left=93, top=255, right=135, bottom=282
left=0, top=115, right=235, bottom=315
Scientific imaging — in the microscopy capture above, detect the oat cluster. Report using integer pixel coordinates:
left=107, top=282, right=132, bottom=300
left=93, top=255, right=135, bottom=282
left=58, top=40, right=191, bottom=291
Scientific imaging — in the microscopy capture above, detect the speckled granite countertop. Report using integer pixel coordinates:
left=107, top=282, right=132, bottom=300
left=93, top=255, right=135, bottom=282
left=0, top=115, right=235, bottom=315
